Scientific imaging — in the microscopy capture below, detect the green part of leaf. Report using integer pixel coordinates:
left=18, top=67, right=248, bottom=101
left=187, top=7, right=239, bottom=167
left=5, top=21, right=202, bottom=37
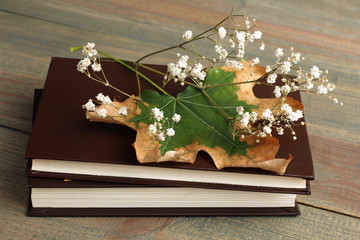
left=131, top=68, right=258, bottom=156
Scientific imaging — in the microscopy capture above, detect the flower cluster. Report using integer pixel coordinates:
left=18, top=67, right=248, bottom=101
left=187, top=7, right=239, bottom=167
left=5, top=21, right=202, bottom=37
left=265, top=47, right=342, bottom=105
left=77, top=42, right=102, bottom=74
left=235, top=104, right=304, bottom=141
left=148, top=108, right=181, bottom=141
left=82, top=93, right=127, bottom=119
left=165, top=54, right=206, bottom=86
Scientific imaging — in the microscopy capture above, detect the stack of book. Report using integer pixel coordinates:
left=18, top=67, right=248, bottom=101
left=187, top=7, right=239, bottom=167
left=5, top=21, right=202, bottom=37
left=25, top=57, right=314, bottom=216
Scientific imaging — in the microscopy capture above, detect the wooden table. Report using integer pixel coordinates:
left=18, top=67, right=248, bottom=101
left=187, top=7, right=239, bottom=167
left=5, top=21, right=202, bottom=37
left=0, top=1, right=359, bottom=239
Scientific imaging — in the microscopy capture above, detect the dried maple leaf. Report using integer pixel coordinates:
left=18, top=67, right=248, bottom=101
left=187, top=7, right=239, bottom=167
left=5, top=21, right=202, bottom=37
left=86, top=62, right=303, bottom=175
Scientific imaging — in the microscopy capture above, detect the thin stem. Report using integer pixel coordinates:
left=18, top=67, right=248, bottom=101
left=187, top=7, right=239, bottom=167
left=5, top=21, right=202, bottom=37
left=97, top=50, right=169, bottom=96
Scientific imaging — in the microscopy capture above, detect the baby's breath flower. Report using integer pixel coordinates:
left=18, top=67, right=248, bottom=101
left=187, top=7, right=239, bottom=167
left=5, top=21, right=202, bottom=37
left=263, top=126, right=272, bottom=134
left=281, top=84, right=291, bottom=95
left=251, top=57, right=260, bottom=66
left=265, top=65, right=272, bottom=73
left=183, top=30, right=192, bottom=41
left=267, top=73, right=277, bottom=84
left=172, top=113, right=181, bottom=123
left=259, top=42, right=265, bottom=51
left=215, top=45, right=228, bottom=59
left=218, top=27, right=227, bottom=39
left=157, top=132, right=166, bottom=141
left=273, top=86, right=281, bottom=98
left=280, top=61, right=292, bottom=74
left=152, top=107, right=164, bottom=121
left=236, top=106, right=244, bottom=115
left=291, top=52, right=301, bottom=64
left=96, top=108, right=107, bottom=118
left=96, top=93, right=105, bottom=102
left=277, top=127, right=284, bottom=135
left=225, top=60, right=243, bottom=70
left=261, top=109, right=273, bottom=120
left=316, top=84, right=328, bottom=95
left=252, top=30, right=262, bottom=40
left=82, top=99, right=96, bottom=112
left=117, top=107, right=127, bottom=116
left=166, top=128, right=175, bottom=137
left=275, top=48, right=284, bottom=58
left=240, top=112, right=250, bottom=128
left=91, top=63, right=101, bottom=72
left=148, top=124, right=157, bottom=135
left=310, top=66, right=321, bottom=79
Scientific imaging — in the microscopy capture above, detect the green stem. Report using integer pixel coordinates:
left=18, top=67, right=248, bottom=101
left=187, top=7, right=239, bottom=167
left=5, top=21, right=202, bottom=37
left=97, top=50, right=169, bottom=96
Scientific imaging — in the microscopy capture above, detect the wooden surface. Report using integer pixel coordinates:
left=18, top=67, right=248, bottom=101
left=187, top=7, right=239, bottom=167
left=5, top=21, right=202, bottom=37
left=0, top=0, right=359, bottom=239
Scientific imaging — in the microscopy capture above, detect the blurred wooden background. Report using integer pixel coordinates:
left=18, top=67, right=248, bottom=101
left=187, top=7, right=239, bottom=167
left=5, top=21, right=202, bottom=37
left=0, top=0, right=359, bottom=239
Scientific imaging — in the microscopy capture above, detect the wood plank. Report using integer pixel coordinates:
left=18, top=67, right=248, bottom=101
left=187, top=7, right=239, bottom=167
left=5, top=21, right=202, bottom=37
left=297, top=134, right=360, bottom=217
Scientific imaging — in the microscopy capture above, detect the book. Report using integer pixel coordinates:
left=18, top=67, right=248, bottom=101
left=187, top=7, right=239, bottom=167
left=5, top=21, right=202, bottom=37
left=27, top=177, right=300, bottom=216
left=25, top=57, right=314, bottom=193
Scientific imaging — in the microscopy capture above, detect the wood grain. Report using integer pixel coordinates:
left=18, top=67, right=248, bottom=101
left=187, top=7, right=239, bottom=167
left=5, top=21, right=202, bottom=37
left=0, top=0, right=359, bottom=239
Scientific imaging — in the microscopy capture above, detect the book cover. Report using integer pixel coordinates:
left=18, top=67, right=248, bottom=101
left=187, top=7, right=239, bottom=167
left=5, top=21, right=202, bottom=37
left=25, top=57, right=314, bottom=193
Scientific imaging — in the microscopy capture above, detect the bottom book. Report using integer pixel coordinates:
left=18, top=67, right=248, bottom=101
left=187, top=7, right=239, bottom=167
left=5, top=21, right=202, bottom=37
left=27, top=177, right=300, bottom=216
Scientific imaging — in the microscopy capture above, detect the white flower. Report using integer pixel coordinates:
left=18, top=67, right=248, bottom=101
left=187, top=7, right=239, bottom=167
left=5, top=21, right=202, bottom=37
left=267, top=73, right=277, bottom=84
left=91, top=63, right=101, bottom=72
left=183, top=30, right=192, bottom=41
left=151, top=107, right=164, bottom=121
left=235, top=31, right=246, bottom=43
left=95, top=93, right=105, bottom=102
left=251, top=57, right=260, bottom=66
left=275, top=48, right=284, bottom=58
left=77, top=60, right=87, bottom=73
left=280, top=103, right=293, bottom=116
left=157, top=132, right=166, bottom=141
left=277, top=127, right=284, bottom=135
left=225, top=60, right=243, bottom=70
left=82, top=99, right=96, bottom=112
left=102, top=96, right=112, bottom=105
left=265, top=65, right=272, bottom=73
left=236, top=106, right=244, bottom=115
left=261, top=109, right=273, bottom=120
left=281, top=61, right=292, bottom=74
left=274, top=86, right=281, bottom=98
left=250, top=112, right=258, bottom=122
left=281, top=84, right=291, bottom=95
left=304, top=81, right=314, bottom=90
left=263, top=126, right=272, bottom=134
left=326, top=83, right=336, bottom=92
left=177, top=55, right=189, bottom=68
left=166, top=128, right=175, bottom=137
left=229, top=39, right=235, bottom=48
left=240, top=112, right=250, bottom=127
left=253, top=31, right=262, bottom=40
left=117, top=107, right=127, bottom=116
left=148, top=124, right=157, bottom=136
left=259, top=42, right=265, bottom=51
left=172, top=113, right=181, bottom=123
left=289, top=110, right=303, bottom=122
left=316, top=84, right=328, bottom=95
left=291, top=52, right=301, bottom=64
left=218, top=27, right=227, bottom=39
left=215, top=45, right=228, bottom=59
left=83, top=57, right=91, bottom=67
left=310, top=66, right=321, bottom=78
left=96, top=108, right=107, bottom=118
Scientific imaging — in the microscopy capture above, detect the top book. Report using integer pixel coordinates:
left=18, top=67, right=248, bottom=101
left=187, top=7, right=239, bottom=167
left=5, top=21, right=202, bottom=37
left=26, top=57, right=314, bottom=193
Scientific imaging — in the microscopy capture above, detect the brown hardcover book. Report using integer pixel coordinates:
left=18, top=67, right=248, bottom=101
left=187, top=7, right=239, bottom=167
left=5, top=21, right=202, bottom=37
left=25, top=57, right=314, bottom=194
left=27, top=177, right=300, bottom=216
